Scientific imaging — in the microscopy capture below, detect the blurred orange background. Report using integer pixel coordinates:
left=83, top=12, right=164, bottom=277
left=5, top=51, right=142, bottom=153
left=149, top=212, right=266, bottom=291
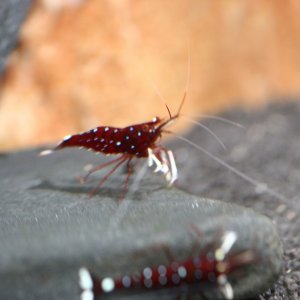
left=1, top=0, right=300, bottom=151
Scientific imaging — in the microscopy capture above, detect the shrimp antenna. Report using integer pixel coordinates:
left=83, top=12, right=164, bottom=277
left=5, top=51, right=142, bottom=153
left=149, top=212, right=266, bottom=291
left=151, top=45, right=190, bottom=121
left=175, top=91, right=186, bottom=117
left=176, top=134, right=289, bottom=203
left=150, top=81, right=172, bottom=117
left=176, top=44, right=190, bottom=118
left=165, top=103, right=172, bottom=119
left=184, top=114, right=245, bottom=129
left=173, top=45, right=190, bottom=118
left=155, top=83, right=186, bottom=120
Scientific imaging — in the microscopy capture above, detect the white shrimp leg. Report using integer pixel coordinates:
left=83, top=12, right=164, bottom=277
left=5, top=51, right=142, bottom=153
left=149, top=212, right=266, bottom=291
left=147, top=148, right=163, bottom=172
left=167, top=150, right=178, bottom=185
left=147, top=148, right=178, bottom=185
left=214, top=231, right=237, bottom=300
left=159, top=149, right=172, bottom=181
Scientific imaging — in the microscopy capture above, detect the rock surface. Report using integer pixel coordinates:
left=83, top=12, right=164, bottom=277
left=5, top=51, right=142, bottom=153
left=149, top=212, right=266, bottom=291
left=0, top=145, right=281, bottom=299
left=0, top=0, right=32, bottom=75
left=172, top=100, right=300, bottom=299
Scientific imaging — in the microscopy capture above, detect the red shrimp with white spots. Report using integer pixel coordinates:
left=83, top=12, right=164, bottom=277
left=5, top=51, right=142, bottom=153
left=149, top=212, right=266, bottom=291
left=40, top=51, right=288, bottom=204
left=79, top=231, right=255, bottom=300
left=40, top=94, right=186, bottom=199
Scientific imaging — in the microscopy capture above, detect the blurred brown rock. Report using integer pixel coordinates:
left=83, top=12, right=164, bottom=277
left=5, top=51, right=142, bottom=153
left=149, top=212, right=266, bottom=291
left=1, top=0, right=300, bottom=150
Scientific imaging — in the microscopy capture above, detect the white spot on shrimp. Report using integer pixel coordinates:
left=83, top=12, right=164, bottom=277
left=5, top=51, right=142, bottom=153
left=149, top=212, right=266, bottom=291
left=122, top=276, right=131, bottom=288
left=178, top=266, right=187, bottom=278
left=116, top=141, right=122, bottom=146
left=101, top=138, right=105, bottom=142
left=137, top=131, right=142, bottom=136
left=143, top=267, right=152, bottom=279
left=158, top=265, right=167, bottom=276
left=126, top=136, right=130, bottom=140
left=114, top=129, right=118, bottom=133
left=110, top=140, right=114, bottom=144
left=93, top=128, right=98, bottom=133
left=101, top=277, right=115, bottom=293
left=63, top=134, right=72, bottom=141
left=143, top=278, right=153, bottom=288
left=104, top=127, right=109, bottom=132
left=130, top=145, right=135, bottom=149
left=129, top=127, right=134, bottom=132
left=94, top=137, right=98, bottom=141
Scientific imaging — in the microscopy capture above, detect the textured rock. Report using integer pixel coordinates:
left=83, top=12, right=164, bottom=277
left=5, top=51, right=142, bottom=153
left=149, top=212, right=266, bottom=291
left=0, top=0, right=32, bottom=74
left=0, top=147, right=282, bottom=300
left=172, top=101, right=300, bottom=299
left=2, top=100, right=299, bottom=299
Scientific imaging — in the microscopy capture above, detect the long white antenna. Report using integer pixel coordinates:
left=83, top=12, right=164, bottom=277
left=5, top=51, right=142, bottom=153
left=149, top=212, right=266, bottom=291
left=176, top=134, right=289, bottom=203
left=182, top=117, right=227, bottom=150
left=185, top=113, right=245, bottom=128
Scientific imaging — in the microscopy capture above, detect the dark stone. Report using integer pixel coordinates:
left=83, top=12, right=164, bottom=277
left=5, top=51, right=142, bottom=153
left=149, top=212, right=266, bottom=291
left=1, top=100, right=299, bottom=299
left=0, top=115, right=284, bottom=300
left=0, top=147, right=281, bottom=299
left=0, top=0, right=32, bottom=75
left=170, top=100, right=300, bottom=299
